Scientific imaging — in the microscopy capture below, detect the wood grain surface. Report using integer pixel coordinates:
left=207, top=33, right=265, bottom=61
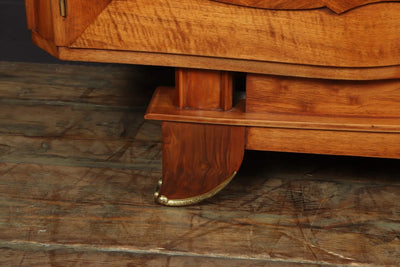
left=247, top=74, right=400, bottom=117
left=0, top=248, right=318, bottom=267
left=0, top=62, right=173, bottom=170
left=1, top=156, right=400, bottom=266
left=157, top=69, right=242, bottom=203
left=160, top=122, right=245, bottom=200
left=175, top=69, right=232, bottom=111
left=246, top=127, right=400, bottom=159
left=1, top=61, right=399, bottom=266
left=28, top=0, right=400, bottom=79
left=70, top=0, right=400, bottom=68
left=51, top=0, right=112, bottom=46
left=145, top=86, right=400, bottom=133
left=58, top=46, right=400, bottom=80
left=212, top=0, right=400, bottom=13
left=25, top=0, right=112, bottom=46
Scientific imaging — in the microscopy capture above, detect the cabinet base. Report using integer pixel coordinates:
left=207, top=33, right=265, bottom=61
left=145, top=73, right=400, bottom=206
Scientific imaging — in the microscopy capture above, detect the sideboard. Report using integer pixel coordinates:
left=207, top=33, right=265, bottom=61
left=25, top=0, right=400, bottom=205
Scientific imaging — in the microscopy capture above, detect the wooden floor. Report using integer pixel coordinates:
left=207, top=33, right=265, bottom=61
left=0, top=61, right=399, bottom=266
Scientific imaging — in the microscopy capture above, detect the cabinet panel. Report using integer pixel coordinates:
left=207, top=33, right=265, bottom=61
left=246, top=74, right=400, bottom=118
left=70, top=0, right=400, bottom=68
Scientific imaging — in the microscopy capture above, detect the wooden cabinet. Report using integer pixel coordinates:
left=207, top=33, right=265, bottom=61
left=26, top=0, right=400, bottom=205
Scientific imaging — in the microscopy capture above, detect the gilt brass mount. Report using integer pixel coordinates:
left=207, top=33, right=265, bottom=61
left=154, top=171, right=237, bottom=206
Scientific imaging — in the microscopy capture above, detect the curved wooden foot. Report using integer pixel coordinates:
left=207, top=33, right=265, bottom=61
left=154, top=122, right=245, bottom=206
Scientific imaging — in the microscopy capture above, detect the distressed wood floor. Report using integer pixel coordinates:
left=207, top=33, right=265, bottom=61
left=0, top=61, right=399, bottom=266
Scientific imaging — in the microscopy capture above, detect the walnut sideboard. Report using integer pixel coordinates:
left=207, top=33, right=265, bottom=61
left=25, top=0, right=400, bottom=206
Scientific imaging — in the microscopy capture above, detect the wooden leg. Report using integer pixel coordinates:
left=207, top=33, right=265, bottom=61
left=151, top=68, right=242, bottom=205
left=154, top=122, right=245, bottom=206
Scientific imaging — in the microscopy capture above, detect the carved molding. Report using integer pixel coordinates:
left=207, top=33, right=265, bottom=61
left=211, top=0, right=399, bottom=13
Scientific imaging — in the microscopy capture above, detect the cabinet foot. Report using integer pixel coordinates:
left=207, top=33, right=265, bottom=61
left=154, top=122, right=245, bottom=206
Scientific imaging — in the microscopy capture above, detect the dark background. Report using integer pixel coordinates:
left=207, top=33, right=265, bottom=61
left=1, top=0, right=75, bottom=63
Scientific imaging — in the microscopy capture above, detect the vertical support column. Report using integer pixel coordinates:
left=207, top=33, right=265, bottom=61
left=175, top=68, right=233, bottom=111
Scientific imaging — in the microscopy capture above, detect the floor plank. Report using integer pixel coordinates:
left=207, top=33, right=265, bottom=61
left=0, top=248, right=318, bottom=267
left=0, top=62, right=174, bottom=106
left=0, top=103, right=145, bottom=138
left=0, top=160, right=399, bottom=266
left=0, top=121, right=162, bottom=170
left=0, top=61, right=399, bottom=266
